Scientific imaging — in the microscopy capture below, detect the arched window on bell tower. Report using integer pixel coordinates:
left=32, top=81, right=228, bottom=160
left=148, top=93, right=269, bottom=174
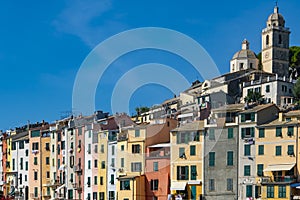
left=266, top=35, right=270, bottom=46
left=279, top=34, right=282, bottom=44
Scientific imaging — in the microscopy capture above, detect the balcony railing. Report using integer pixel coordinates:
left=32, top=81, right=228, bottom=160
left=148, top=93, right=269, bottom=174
left=147, top=151, right=170, bottom=158
left=261, top=176, right=296, bottom=184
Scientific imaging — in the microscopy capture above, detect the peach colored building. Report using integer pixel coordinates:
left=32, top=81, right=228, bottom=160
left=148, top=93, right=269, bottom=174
left=145, top=143, right=170, bottom=200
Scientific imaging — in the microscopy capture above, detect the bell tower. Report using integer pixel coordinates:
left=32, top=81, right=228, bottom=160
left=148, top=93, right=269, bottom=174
left=261, top=6, right=290, bottom=78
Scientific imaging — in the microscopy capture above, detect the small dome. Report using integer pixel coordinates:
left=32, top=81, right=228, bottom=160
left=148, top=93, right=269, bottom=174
left=232, top=40, right=257, bottom=60
left=267, top=6, right=285, bottom=27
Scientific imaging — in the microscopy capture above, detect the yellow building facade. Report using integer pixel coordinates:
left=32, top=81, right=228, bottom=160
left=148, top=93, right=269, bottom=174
left=170, top=121, right=204, bottom=200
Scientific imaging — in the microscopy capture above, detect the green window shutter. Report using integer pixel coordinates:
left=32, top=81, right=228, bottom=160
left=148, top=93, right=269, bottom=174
left=244, top=145, right=251, bottom=156
left=276, top=127, right=282, bottom=137
left=227, top=151, right=233, bottom=166
left=241, top=114, right=245, bottom=122
left=209, top=152, right=215, bottom=167
left=259, top=128, right=265, bottom=138
left=288, top=145, right=294, bottom=155
left=244, top=165, right=251, bottom=176
left=288, top=126, right=294, bottom=136
left=228, top=128, right=233, bottom=139
left=185, top=166, right=189, bottom=180
left=184, top=133, right=189, bottom=144
left=250, top=128, right=255, bottom=137
left=258, top=145, right=264, bottom=155
left=176, top=133, right=180, bottom=144
left=209, top=129, right=215, bottom=140
left=246, top=185, right=253, bottom=197
left=276, top=146, right=282, bottom=156
left=257, top=164, right=264, bottom=176
left=177, top=166, right=180, bottom=180
left=191, top=165, right=197, bottom=180
left=190, top=145, right=196, bottom=156
left=250, top=113, right=255, bottom=121
left=241, top=128, right=245, bottom=139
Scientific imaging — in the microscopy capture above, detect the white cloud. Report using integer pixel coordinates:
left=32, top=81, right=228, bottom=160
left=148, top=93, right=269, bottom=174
left=53, top=0, right=126, bottom=48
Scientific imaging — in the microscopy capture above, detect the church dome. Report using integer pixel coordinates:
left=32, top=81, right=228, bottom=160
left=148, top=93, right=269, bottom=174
left=232, top=40, right=257, bottom=60
left=267, top=6, right=285, bottom=27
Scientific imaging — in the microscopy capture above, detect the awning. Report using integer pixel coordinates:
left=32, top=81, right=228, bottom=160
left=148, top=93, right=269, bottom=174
left=170, top=182, right=186, bottom=191
left=55, top=184, right=65, bottom=192
left=188, top=180, right=201, bottom=185
left=263, top=163, right=295, bottom=172
left=291, top=183, right=300, bottom=188
left=177, top=113, right=193, bottom=119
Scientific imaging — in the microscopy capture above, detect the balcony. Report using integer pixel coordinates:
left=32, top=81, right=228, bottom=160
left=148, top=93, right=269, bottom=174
left=260, top=176, right=296, bottom=184
left=147, top=150, right=170, bottom=159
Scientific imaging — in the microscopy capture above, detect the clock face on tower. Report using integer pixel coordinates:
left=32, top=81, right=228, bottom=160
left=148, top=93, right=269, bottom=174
left=265, top=52, right=269, bottom=59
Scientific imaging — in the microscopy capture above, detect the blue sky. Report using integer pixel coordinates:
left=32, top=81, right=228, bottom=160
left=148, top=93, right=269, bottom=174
left=0, top=0, right=299, bottom=130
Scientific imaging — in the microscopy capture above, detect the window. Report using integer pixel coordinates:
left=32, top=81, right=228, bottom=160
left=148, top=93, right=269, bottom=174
left=88, top=160, right=91, bottom=169
left=244, top=145, right=251, bottom=156
left=266, top=85, right=270, bottom=93
left=150, top=179, right=159, bottom=190
left=179, top=147, right=185, bottom=158
left=110, top=174, right=114, bottom=185
left=279, top=34, right=282, bottom=44
left=240, top=63, right=244, bottom=69
left=135, top=129, right=140, bottom=137
left=19, top=141, right=24, bottom=149
left=25, top=161, right=28, bottom=171
left=276, top=127, right=282, bottom=137
left=227, top=151, right=233, bottom=166
left=34, top=187, right=38, bottom=197
left=241, top=113, right=255, bottom=122
left=32, top=142, right=39, bottom=150
left=228, top=128, right=233, bottom=139
left=88, top=144, right=91, bottom=154
left=31, top=130, right=40, bottom=138
left=209, top=179, right=215, bottom=191
left=61, top=141, right=65, bottom=150
left=101, top=161, right=105, bottom=169
left=191, top=165, right=197, bottom=180
left=93, top=192, right=97, bottom=200
left=267, top=185, right=274, bottom=198
left=94, top=176, right=98, bottom=185
left=227, top=179, right=233, bottom=191
left=258, top=145, right=264, bottom=155
left=100, top=177, right=103, bottom=185
left=209, top=152, right=215, bottom=167
left=108, top=191, right=115, bottom=200
left=46, top=157, right=50, bottom=165
left=132, top=144, right=140, bottom=154
left=259, top=128, right=265, bottom=138
left=112, top=146, right=115, bottom=155
left=241, top=127, right=255, bottom=139
left=111, top=158, right=115, bottom=168
left=120, top=180, right=130, bottom=190
left=131, top=162, right=142, bottom=172
left=153, top=162, right=158, bottom=172
left=100, top=144, right=104, bottom=153
left=99, top=192, right=105, bottom=200
left=121, top=158, right=124, bottom=168
left=34, top=157, right=38, bottom=165
left=209, top=129, right=215, bottom=140
left=278, top=185, right=286, bottom=198
left=87, top=177, right=91, bottom=186
left=257, top=164, right=264, bottom=176
left=190, top=145, right=196, bottom=156
left=87, top=193, right=91, bottom=200
left=244, top=165, right=251, bottom=176
left=45, top=143, right=50, bottom=151
left=288, top=126, right=294, bottom=136
left=46, top=171, right=50, bottom=178
left=246, top=185, right=253, bottom=197
left=121, top=145, right=124, bottom=151
left=26, top=149, right=28, bottom=157
left=34, top=171, right=38, bottom=180
left=20, top=158, right=23, bottom=170
left=176, top=131, right=199, bottom=144
left=288, top=145, right=294, bottom=156
left=94, top=160, right=98, bottom=168
left=266, top=35, right=269, bottom=45
left=12, top=159, right=15, bottom=171
left=177, top=166, right=189, bottom=180
left=276, top=146, right=282, bottom=156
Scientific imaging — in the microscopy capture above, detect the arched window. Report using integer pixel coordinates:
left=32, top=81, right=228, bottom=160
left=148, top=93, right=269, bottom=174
left=266, top=35, right=270, bottom=46
left=279, top=34, right=282, bottom=44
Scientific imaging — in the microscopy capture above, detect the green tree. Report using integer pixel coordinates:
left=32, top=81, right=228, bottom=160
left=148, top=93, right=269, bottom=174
left=244, top=91, right=264, bottom=104
left=293, top=77, right=300, bottom=101
left=135, top=106, right=150, bottom=116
